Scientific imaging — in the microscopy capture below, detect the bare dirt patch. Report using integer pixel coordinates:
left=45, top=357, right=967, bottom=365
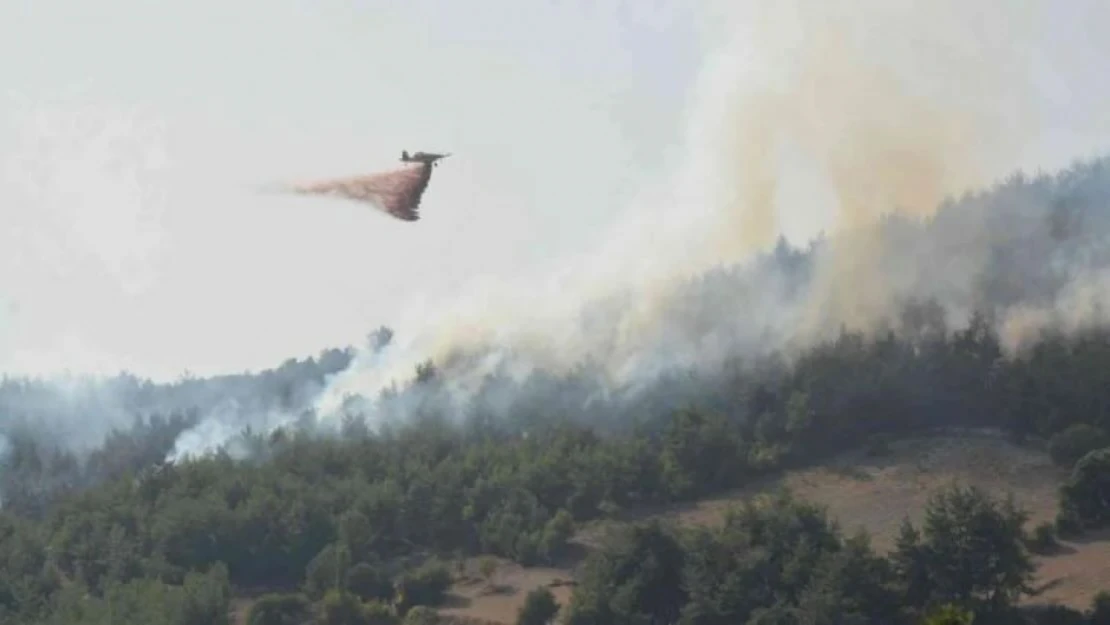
left=437, top=556, right=576, bottom=625
left=1029, top=528, right=1110, bottom=608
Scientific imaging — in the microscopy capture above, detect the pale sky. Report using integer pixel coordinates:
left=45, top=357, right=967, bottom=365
left=0, top=0, right=702, bottom=379
left=3, top=0, right=1110, bottom=382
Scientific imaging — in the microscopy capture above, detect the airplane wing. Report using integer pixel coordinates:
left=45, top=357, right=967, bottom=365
left=275, top=162, right=435, bottom=222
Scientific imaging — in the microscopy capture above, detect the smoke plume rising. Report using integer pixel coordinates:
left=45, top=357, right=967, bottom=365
left=311, top=0, right=1110, bottom=425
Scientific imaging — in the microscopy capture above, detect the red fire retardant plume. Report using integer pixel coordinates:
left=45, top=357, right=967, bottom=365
left=281, top=162, right=435, bottom=222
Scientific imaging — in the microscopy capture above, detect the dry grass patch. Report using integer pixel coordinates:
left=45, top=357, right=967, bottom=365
left=668, top=429, right=1065, bottom=548
left=440, top=429, right=1110, bottom=621
left=438, top=556, right=575, bottom=625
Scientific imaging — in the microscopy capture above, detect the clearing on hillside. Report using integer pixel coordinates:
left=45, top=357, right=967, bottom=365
left=438, top=428, right=1110, bottom=623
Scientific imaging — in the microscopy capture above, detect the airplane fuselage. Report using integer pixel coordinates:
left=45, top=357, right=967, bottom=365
left=401, top=150, right=450, bottom=167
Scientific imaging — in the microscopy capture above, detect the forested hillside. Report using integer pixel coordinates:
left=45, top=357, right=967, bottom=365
left=4, top=160, right=1110, bottom=624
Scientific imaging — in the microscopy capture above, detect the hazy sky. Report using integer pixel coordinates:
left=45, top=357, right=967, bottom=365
left=0, top=0, right=702, bottom=379
left=3, top=1, right=1109, bottom=382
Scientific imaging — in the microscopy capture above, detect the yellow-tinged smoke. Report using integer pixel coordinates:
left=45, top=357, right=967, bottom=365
left=687, top=0, right=1044, bottom=336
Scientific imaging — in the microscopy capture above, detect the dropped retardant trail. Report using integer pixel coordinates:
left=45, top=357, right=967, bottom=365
left=275, top=161, right=436, bottom=222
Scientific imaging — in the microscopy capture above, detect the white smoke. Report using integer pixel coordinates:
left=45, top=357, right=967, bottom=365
left=0, top=432, right=9, bottom=507
left=311, top=0, right=1110, bottom=426
left=164, top=400, right=268, bottom=463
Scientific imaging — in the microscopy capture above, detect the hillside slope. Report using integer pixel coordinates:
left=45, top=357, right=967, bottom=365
left=438, top=429, right=1108, bottom=623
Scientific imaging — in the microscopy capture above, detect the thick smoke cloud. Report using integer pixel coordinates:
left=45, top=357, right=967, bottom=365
left=311, top=0, right=1110, bottom=427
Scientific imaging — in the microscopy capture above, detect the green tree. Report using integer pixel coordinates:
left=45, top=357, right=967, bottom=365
left=563, top=521, right=686, bottom=625
left=1090, top=590, right=1110, bottom=625
left=180, top=563, right=232, bottom=625
left=305, top=544, right=346, bottom=600
left=246, top=593, right=312, bottom=625
left=678, top=492, right=887, bottom=625
left=401, top=605, right=438, bottom=625
left=478, top=556, right=498, bottom=589
left=903, top=485, right=1034, bottom=611
left=1025, top=521, right=1058, bottom=554
left=363, top=600, right=399, bottom=625
left=1059, top=447, right=1110, bottom=529
left=346, top=562, right=394, bottom=603
left=319, top=589, right=367, bottom=625
left=659, top=410, right=745, bottom=500
left=338, top=510, right=376, bottom=560
left=539, top=509, right=575, bottom=562
left=517, top=587, right=560, bottom=625
left=1048, top=424, right=1110, bottom=467
left=789, top=531, right=901, bottom=625
left=394, top=561, right=451, bottom=613
left=891, top=519, right=930, bottom=611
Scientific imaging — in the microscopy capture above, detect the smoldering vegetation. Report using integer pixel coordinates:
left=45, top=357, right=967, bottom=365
left=0, top=347, right=353, bottom=514
left=4, top=156, right=1110, bottom=517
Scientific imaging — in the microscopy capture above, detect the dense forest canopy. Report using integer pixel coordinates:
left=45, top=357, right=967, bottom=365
left=4, top=158, right=1110, bottom=623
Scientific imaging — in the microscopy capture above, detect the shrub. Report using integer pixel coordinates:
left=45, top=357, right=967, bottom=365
left=319, top=590, right=367, bottom=625
left=395, top=561, right=451, bottom=612
left=1059, top=448, right=1110, bottom=530
left=363, top=600, right=399, bottom=625
left=921, top=603, right=973, bottom=625
left=1048, top=424, right=1110, bottom=467
left=1090, top=590, right=1110, bottom=625
left=478, top=556, right=498, bottom=587
left=305, top=544, right=344, bottom=600
left=1026, top=521, right=1058, bottom=553
left=1056, top=507, right=1084, bottom=539
left=347, top=562, right=394, bottom=603
left=246, top=593, right=312, bottom=625
left=517, top=587, right=559, bottom=625
left=402, top=606, right=439, bottom=625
